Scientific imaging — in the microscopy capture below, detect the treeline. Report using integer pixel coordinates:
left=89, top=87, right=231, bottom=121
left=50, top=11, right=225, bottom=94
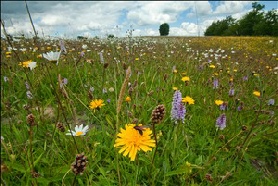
left=204, top=2, right=278, bottom=36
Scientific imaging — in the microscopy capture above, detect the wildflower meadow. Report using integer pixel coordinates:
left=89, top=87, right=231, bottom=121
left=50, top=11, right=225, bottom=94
left=1, top=35, right=277, bottom=185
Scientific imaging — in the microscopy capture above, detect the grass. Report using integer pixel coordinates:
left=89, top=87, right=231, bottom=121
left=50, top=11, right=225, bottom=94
left=1, top=36, right=277, bottom=185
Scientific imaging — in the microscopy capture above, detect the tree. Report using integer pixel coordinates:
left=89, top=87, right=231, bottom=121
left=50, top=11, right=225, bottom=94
left=204, top=16, right=236, bottom=36
left=159, top=23, right=170, bottom=36
left=237, top=2, right=265, bottom=36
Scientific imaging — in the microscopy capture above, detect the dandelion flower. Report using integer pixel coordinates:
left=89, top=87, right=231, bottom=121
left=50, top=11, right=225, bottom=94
left=182, top=96, right=195, bottom=105
left=209, top=64, right=216, bottom=68
left=181, top=76, right=190, bottom=82
left=19, top=60, right=37, bottom=70
left=253, top=91, right=260, bottom=97
left=114, top=124, right=155, bottom=161
left=66, top=124, right=89, bottom=136
left=173, top=87, right=178, bottom=90
left=89, top=99, right=105, bottom=112
left=125, top=96, right=131, bottom=102
left=215, top=100, right=224, bottom=106
left=19, top=60, right=32, bottom=67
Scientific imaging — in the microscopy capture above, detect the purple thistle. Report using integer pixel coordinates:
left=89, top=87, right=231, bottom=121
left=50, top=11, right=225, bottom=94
left=213, top=78, right=219, bottom=89
left=171, top=90, right=186, bottom=123
left=216, top=114, right=226, bottom=130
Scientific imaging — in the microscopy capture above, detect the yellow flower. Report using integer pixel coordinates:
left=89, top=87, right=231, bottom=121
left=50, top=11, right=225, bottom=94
left=215, top=100, right=224, bottom=106
left=181, top=76, right=190, bottom=82
left=5, top=51, right=12, bottom=55
left=209, top=64, right=216, bottom=68
left=114, top=124, right=155, bottom=161
left=89, top=99, right=105, bottom=112
left=19, top=60, right=32, bottom=68
left=135, top=57, right=139, bottom=61
left=182, top=96, right=195, bottom=105
left=173, top=87, right=178, bottom=90
left=253, top=91, right=260, bottom=97
left=125, top=96, right=131, bottom=102
left=173, top=69, right=178, bottom=73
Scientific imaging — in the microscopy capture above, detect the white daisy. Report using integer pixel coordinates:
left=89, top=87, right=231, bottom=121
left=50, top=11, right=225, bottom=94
left=42, top=51, right=61, bottom=65
left=66, top=124, right=89, bottom=136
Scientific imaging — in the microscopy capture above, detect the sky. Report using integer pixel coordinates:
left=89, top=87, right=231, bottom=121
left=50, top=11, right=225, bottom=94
left=1, top=1, right=277, bottom=39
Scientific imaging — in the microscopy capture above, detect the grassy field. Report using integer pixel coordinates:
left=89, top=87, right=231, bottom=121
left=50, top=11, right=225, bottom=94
left=1, top=36, right=277, bottom=185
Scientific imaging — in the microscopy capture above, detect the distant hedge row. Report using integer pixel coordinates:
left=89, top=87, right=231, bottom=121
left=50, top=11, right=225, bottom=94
left=204, top=2, right=278, bottom=36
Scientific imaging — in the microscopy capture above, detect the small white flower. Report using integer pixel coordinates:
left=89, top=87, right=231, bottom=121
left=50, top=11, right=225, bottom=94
left=26, top=90, right=33, bottom=99
left=28, top=62, right=37, bottom=70
left=108, top=87, right=114, bottom=92
left=42, top=51, right=61, bottom=65
left=66, top=124, right=89, bottom=136
left=82, top=44, right=88, bottom=50
left=3, top=76, right=9, bottom=82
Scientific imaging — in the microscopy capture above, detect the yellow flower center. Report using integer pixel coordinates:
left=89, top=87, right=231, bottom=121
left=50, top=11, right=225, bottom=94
left=76, top=131, right=83, bottom=136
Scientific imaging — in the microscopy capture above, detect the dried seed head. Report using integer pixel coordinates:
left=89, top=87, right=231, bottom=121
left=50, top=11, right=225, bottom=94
left=56, top=122, right=65, bottom=132
left=128, top=87, right=133, bottom=96
left=103, top=62, right=109, bottom=69
left=241, top=125, right=247, bottom=131
left=71, top=153, right=88, bottom=175
left=219, top=134, right=225, bottom=141
left=151, top=104, right=166, bottom=124
left=27, top=113, right=36, bottom=126
left=31, top=170, right=40, bottom=178
left=205, top=173, right=213, bottom=182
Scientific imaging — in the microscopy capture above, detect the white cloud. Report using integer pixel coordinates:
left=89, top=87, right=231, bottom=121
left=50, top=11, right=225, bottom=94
left=1, top=1, right=276, bottom=38
left=127, top=1, right=193, bottom=25
left=214, top=1, right=251, bottom=14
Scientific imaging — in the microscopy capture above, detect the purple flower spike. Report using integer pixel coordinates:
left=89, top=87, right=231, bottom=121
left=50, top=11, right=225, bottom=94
left=171, top=90, right=186, bottom=123
left=220, top=103, right=227, bottom=111
left=216, top=114, right=226, bottom=130
left=213, top=78, right=219, bottom=89
left=229, top=88, right=235, bottom=97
